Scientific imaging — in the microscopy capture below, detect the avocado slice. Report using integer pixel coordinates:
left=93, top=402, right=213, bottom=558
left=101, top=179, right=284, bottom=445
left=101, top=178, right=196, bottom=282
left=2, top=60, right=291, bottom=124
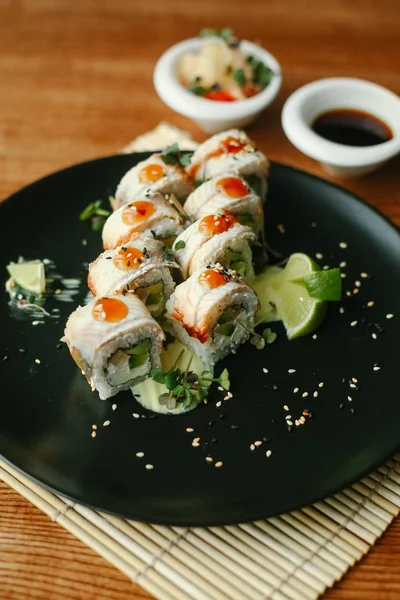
left=129, top=352, right=149, bottom=369
left=215, top=322, right=236, bottom=336
left=145, top=281, right=164, bottom=307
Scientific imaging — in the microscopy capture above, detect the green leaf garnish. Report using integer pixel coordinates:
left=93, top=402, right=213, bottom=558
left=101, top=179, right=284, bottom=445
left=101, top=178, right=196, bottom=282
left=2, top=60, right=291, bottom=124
left=174, top=240, right=186, bottom=251
left=190, top=85, right=206, bottom=96
left=160, top=144, right=194, bottom=168
left=233, top=68, right=246, bottom=87
left=79, top=200, right=111, bottom=232
left=262, top=328, right=277, bottom=344
left=194, top=179, right=207, bottom=188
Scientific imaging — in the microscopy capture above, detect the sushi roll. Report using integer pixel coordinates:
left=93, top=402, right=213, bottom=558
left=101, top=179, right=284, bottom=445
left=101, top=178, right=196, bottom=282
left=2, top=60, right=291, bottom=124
left=112, top=153, right=194, bottom=210
left=88, top=238, right=181, bottom=317
left=184, top=173, right=264, bottom=239
left=186, top=129, right=269, bottom=198
left=63, top=293, right=165, bottom=400
left=102, top=192, right=185, bottom=250
left=166, top=264, right=259, bottom=366
left=172, top=211, right=255, bottom=282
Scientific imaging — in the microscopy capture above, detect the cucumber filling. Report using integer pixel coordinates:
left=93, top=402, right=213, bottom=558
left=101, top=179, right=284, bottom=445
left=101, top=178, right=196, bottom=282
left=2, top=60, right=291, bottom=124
left=136, top=281, right=164, bottom=311
left=214, top=306, right=242, bottom=337
left=226, top=250, right=247, bottom=277
left=236, top=213, right=254, bottom=227
left=107, top=339, right=151, bottom=387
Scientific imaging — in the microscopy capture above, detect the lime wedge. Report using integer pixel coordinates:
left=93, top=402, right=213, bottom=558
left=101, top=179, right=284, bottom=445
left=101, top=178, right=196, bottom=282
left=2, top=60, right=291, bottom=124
left=303, top=268, right=342, bottom=301
left=6, top=260, right=46, bottom=295
left=255, top=253, right=327, bottom=339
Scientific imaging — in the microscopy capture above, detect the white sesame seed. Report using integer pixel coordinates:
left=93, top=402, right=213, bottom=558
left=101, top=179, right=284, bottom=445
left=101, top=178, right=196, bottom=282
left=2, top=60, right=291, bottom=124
left=352, top=378, right=358, bottom=383
left=145, top=464, right=154, bottom=470
left=312, top=334, right=317, bottom=339
left=351, top=321, right=358, bottom=327
left=254, top=441, right=262, bottom=447
left=311, top=221, right=317, bottom=227
left=103, top=420, right=110, bottom=427
left=302, top=392, right=309, bottom=398
left=227, top=392, right=233, bottom=398
left=340, top=261, right=347, bottom=268
left=339, top=242, right=348, bottom=249
left=313, top=391, right=318, bottom=398
left=32, top=321, right=40, bottom=326
left=205, top=456, right=213, bottom=463
left=133, top=413, right=140, bottom=419
left=192, top=441, right=200, bottom=447
left=215, top=461, right=223, bottom=468
left=316, top=253, right=323, bottom=259
left=348, top=396, right=353, bottom=402
left=346, top=291, right=352, bottom=297
left=319, top=382, right=324, bottom=388
left=82, top=238, right=87, bottom=246
left=323, top=265, right=330, bottom=270
left=186, top=427, right=194, bottom=433
left=373, top=366, right=380, bottom=371
left=266, top=450, right=272, bottom=458
left=223, top=394, right=230, bottom=401
left=284, top=404, right=289, bottom=411
left=386, top=314, right=394, bottom=319
left=293, top=387, right=299, bottom=394
left=349, top=383, right=357, bottom=389
left=262, top=367, right=268, bottom=373
left=136, top=452, right=144, bottom=458
left=92, top=424, right=97, bottom=430
left=218, top=386, right=224, bottom=391
left=216, top=401, right=222, bottom=408
left=355, top=281, right=361, bottom=288
left=193, top=437, right=200, bottom=443
left=250, top=444, right=255, bottom=451
left=112, top=404, right=117, bottom=411
left=287, top=420, right=293, bottom=426
left=288, top=369, right=296, bottom=374
left=372, top=333, right=377, bottom=339
left=91, top=431, right=96, bottom=438
left=367, top=301, right=374, bottom=307
left=339, top=307, right=345, bottom=314
left=361, top=272, right=368, bottom=278
left=353, top=288, right=359, bottom=295
left=341, top=273, right=346, bottom=279
left=285, top=415, right=292, bottom=420
left=35, top=358, right=41, bottom=364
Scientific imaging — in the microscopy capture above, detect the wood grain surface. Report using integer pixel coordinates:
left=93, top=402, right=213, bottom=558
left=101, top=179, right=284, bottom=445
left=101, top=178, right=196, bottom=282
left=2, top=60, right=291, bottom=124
left=1, top=1, right=400, bottom=598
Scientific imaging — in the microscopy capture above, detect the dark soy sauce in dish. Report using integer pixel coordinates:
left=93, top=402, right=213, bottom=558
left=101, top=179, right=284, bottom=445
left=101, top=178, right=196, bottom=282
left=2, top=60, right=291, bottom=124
left=312, top=109, right=393, bottom=147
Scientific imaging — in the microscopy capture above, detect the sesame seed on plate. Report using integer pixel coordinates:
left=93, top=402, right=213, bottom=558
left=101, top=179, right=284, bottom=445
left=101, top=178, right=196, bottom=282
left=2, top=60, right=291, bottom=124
left=103, top=420, right=110, bottom=427
left=145, top=464, right=154, bottom=470
left=312, top=334, right=318, bottom=339
left=361, top=272, right=368, bottom=278
left=218, top=386, right=224, bottom=391
left=287, top=420, right=293, bottom=426
left=340, top=261, right=347, bottom=268
left=133, top=413, right=140, bottom=419
left=288, top=369, right=296, bottom=374
left=186, top=427, right=194, bottom=433
left=193, top=437, right=200, bottom=443
left=352, top=377, right=358, bottom=383
left=302, top=392, right=309, bottom=398
left=112, top=404, right=117, bottom=411
left=355, top=281, right=361, bottom=287
left=266, top=450, right=272, bottom=458
left=373, top=365, right=381, bottom=371
left=349, top=383, right=357, bottom=389
left=285, top=415, right=292, bottom=420
left=350, top=321, right=358, bottom=327
left=339, top=307, right=345, bottom=314
left=223, top=394, right=230, bottom=401
left=372, top=333, right=377, bottom=339
left=216, top=401, right=222, bottom=408
left=192, top=441, right=200, bottom=447
left=341, top=273, right=346, bottom=279
left=339, top=242, right=348, bottom=249
left=367, top=301, right=374, bottom=307
left=262, top=368, right=268, bottom=373
left=353, top=288, right=359, bottom=295
left=293, top=388, right=299, bottom=394
left=250, top=444, right=255, bottom=451
left=386, top=314, right=394, bottom=319
left=32, top=321, right=40, bottom=326
left=316, top=253, right=323, bottom=259
left=91, top=431, right=96, bottom=438
left=323, top=265, right=330, bottom=270
left=313, top=391, right=318, bottom=398
left=206, top=456, right=213, bottom=463
left=254, top=441, right=262, bottom=447
left=136, top=452, right=144, bottom=458
left=348, top=396, right=353, bottom=402
left=284, top=404, right=289, bottom=410
left=35, top=358, right=41, bottom=364
left=215, top=461, right=223, bottom=468
left=346, top=291, right=352, bottom=297
left=319, top=382, right=324, bottom=388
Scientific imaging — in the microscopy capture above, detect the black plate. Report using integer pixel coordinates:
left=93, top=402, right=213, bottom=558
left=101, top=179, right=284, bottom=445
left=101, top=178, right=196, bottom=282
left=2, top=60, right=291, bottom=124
left=1, top=154, right=399, bottom=526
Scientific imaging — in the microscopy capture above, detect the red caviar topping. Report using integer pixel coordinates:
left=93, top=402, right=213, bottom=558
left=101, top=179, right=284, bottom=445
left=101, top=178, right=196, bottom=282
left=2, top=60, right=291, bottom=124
left=138, top=163, right=164, bottom=183
left=199, top=269, right=229, bottom=289
left=92, top=297, right=128, bottom=323
left=113, top=247, right=144, bottom=271
left=122, top=201, right=156, bottom=226
left=199, top=212, right=237, bottom=236
left=217, top=176, right=248, bottom=198
left=172, top=308, right=208, bottom=343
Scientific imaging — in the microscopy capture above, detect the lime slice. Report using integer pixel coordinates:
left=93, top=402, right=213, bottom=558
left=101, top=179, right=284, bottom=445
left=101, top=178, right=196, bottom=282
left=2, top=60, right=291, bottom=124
left=256, top=253, right=327, bottom=339
left=6, top=260, right=45, bottom=295
left=303, top=268, right=342, bottom=301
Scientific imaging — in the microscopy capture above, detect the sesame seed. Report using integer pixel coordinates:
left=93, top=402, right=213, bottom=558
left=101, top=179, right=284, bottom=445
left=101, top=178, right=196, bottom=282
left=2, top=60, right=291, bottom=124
left=103, top=420, right=110, bottom=427
left=339, top=242, right=348, bottom=249
left=323, top=265, right=329, bottom=270
left=316, top=253, right=323, bottom=259
left=346, top=291, right=352, bottom=297
left=341, top=273, right=346, bottom=279
left=349, top=383, right=357, bottom=389
left=215, top=461, right=223, bottom=468
left=372, top=333, right=377, bottom=339
left=32, top=320, right=40, bottom=326
left=136, top=452, right=144, bottom=458
left=340, top=261, right=347, bottom=268
left=351, top=321, right=358, bottom=327
left=283, top=404, right=289, bottom=411
left=192, top=441, right=200, bottom=447
left=262, top=368, right=268, bottom=373
left=216, top=401, right=222, bottom=408
left=302, top=392, right=309, bottom=398
left=254, top=441, right=262, bottom=447
left=19, top=348, right=27, bottom=354
left=2, top=356, right=8, bottom=362
left=186, top=427, right=194, bottom=433
left=91, top=431, right=96, bottom=438
left=285, top=415, right=292, bottom=420
left=312, top=334, right=317, bottom=339
left=145, top=464, right=154, bottom=470
left=35, top=359, right=41, bottom=364
left=82, top=239, right=87, bottom=246
left=223, top=394, right=230, bottom=401
left=286, top=420, right=293, bottom=426
left=311, top=222, right=317, bottom=227
left=266, top=450, right=272, bottom=458
left=193, top=437, right=200, bottom=443
left=352, top=377, right=358, bottom=383
left=231, top=425, right=239, bottom=430
left=313, top=391, right=318, bottom=398
left=339, top=307, right=345, bottom=314
left=218, top=386, right=224, bottom=391
left=227, top=392, right=233, bottom=398
left=373, top=365, right=381, bottom=371
left=92, top=424, right=97, bottom=430
left=355, top=281, right=361, bottom=288
left=361, top=272, right=368, bottom=278
left=250, top=444, right=255, bottom=451
left=112, top=404, right=117, bottom=411
left=367, top=301, right=374, bottom=307
left=55, top=289, right=61, bottom=295
left=319, top=382, right=324, bottom=388
left=288, top=369, right=296, bottom=374
left=293, top=388, right=299, bottom=394
left=348, top=396, right=352, bottom=402
left=133, top=413, right=140, bottom=419
left=386, top=314, right=394, bottom=319
left=206, top=456, right=213, bottom=463
left=339, top=403, right=344, bottom=409
left=353, top=288, right=359, bottom=295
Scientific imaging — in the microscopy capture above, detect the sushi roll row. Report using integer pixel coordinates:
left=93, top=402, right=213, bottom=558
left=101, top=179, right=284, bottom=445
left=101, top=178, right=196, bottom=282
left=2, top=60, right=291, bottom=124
left=64, top=129, right=268, bottom=402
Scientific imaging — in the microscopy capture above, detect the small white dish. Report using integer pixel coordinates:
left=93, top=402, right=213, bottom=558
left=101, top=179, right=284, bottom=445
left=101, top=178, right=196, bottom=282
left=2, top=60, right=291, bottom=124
left=153, top=37, right=282, bottom=134
left=282, top=78, right=400, bottom=179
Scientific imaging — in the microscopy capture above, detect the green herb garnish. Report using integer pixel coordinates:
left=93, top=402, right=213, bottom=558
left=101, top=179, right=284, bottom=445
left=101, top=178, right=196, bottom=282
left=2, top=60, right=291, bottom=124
left=246, top=55, right=274, bottom=89
left=160, top=143, right=194, bottom=168
left=79, top=200, right=110, bottom=232
left=194, top=179, right=207, bottom=188
left=174, top=240, right=186, bottom=251
left=200, top=27, right=235, bottom=44
left=262, top=328, right=277, bottom=344
left=190, top=85, right=207, bottom=96
left=233, top=68, right=246, bottom=87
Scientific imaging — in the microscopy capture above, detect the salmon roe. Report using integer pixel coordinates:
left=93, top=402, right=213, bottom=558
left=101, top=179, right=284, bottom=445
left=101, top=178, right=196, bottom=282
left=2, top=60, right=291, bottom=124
left=138, top=163, right=164, bottom=183
left=92, top=297, right=128, bottom=322
left=113, top=247, right=144, bottom=270
left=122, top=201, right=156, bottom=226
left=199, top=212, right=237, bottom=236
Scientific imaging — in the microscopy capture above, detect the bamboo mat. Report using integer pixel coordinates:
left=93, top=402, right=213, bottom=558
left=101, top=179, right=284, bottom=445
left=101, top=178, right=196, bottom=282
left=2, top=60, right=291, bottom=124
left=2, top=124, right=400, bottom=599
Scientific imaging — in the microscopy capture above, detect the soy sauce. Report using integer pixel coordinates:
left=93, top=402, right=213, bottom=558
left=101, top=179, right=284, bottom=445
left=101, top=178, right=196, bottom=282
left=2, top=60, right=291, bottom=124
left=312, top=109, right=393, bottom=147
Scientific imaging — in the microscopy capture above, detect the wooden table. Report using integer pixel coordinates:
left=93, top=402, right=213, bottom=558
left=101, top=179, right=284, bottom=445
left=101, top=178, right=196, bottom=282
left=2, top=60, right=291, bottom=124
left=1, top=1, right=400, bottom=598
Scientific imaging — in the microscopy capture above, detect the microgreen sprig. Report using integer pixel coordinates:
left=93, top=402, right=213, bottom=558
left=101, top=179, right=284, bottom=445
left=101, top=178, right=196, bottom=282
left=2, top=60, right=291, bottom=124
left=160, top=143, right=194, bottom=168
left=79, top=200, right=111, bottom=232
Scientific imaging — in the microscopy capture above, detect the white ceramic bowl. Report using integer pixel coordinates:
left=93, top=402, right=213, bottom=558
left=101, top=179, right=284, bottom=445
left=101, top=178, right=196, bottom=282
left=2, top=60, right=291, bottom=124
left=282, top=78, right=400, bottom=179
left=153, top=37, right=282, bottom=134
